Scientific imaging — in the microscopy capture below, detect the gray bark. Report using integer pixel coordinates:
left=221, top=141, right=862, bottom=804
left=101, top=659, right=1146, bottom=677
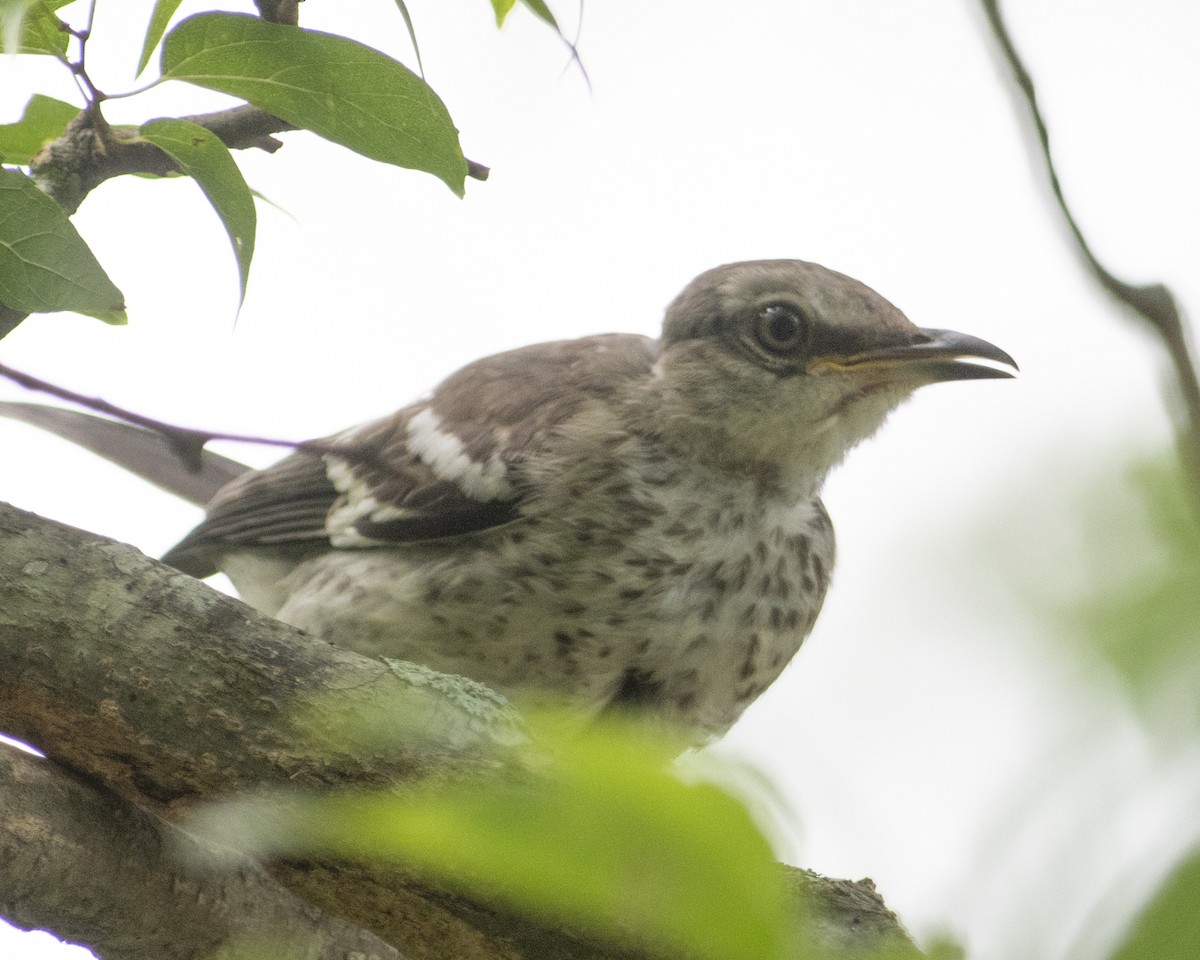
left=0, top=748, right=403, bottom=960
left=0, top=502, right=916, bottom=959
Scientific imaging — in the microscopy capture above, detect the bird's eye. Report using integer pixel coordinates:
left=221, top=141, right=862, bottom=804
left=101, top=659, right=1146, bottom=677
left=754, top=303, right=809, bottom=355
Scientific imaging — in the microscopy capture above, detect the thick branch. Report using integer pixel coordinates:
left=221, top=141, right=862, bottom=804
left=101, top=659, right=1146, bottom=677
left=0, top=748, right=404, bottom=960
left=0, top=504, right=522, bottom=813
left=30, top=105, right=488, bottom=215
left=255, top=0, right=301, bottom=25
left=30, top=105, right=294, bottom=214
left=0, top=502, right=916, bottom=959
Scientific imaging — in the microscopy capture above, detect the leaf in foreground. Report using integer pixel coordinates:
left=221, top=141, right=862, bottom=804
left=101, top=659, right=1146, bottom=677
left=0, top=94, right=79, bottom=165
left=7, top=0, right=71, bottom=56
left=0, top=167, right=125, bottom=323
left=1109, top=848, right=1200, bottom=960
left=136, top=0, right=185, bottom=76
left=200, top=711, right=793, bottom=960
left=160, top=13, right=466, bottom=195
left=490, top=0, right=518, bottom=27
left=140, top=119, right=256, bottom=305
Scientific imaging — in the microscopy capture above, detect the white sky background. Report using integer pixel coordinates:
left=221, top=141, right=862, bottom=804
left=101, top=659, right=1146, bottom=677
left=1, top=1, right=1198, bottom=958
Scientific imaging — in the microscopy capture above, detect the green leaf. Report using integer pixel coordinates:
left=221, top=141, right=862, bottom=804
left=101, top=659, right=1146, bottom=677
left=491, top=0, right=558, bottom=29
left=1110, top=848, right=1200, bottom=960
left=0, top=167, right=125, bottom=323
left=490, top=0, right=517, bottom=27
left=136, top=0, right=184, bottom=77
left=0, top=0, right=31, bottom=54
left=140, top=119, right=256, bottom=306
left=0, top=95, right=79, bottom=165
left=519, top=0, right=559, bottom=28
left=6, top=0, right=71, bottom=56
left=391, top=0, right=424, bottom=78
left=160, top=13, right=466, bottom=195
left=248, top=187, right=294, bottom=222
left=200, top=710, right=791, bottom=960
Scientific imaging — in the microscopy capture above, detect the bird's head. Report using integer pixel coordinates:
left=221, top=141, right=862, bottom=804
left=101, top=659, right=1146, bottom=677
left=651, top=259, right=1016, bottom=494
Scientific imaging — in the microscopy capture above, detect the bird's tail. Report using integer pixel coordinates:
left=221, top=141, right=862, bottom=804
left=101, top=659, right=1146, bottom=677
left=0, top=401, right=249, bottom=506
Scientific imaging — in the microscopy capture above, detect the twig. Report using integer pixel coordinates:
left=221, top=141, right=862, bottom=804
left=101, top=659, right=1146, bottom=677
left=979, top=0, right=1200, bottom=497
left=63, top=0, right=105, bottom=105
left=0, top=362, right=369, bottom=471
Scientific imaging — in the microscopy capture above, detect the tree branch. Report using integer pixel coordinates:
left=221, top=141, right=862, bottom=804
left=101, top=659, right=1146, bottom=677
left=0, top=502, right=523, bottom=813
left=0, top=748, right=405, bottom=960
left=29, top=104, right=488, bottom=216
left=979, top=0, right=1200, bottom=500
left=31, top=105, right=292, bottom=214
left=0, top=501, right=916, bottom=959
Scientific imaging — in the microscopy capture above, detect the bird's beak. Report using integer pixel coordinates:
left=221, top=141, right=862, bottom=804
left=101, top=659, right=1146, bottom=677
left=809, top=328, right=1018, bottom=382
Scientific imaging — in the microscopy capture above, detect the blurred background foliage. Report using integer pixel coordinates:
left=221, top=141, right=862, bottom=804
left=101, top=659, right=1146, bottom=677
left=1064, top=456, right=1200, bottom=729
left=954, top=446, right=1200, bottom=960
left=1057, top=451, right=1200, bottom=960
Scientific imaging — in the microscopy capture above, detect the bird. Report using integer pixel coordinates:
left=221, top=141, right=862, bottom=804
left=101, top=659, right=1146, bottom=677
left=1, top=260, right=1015, bottom=738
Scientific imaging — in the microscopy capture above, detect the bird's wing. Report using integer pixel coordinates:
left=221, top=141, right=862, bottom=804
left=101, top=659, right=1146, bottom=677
left=163, top=333, right=658, bottom=576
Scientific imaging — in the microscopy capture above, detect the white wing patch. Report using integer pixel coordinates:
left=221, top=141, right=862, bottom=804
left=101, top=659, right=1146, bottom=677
left=323, top=456, right=404, bottom=547
left=320, top=407, right=516, bottom=548
left=405, top=407, right=514, bottom=501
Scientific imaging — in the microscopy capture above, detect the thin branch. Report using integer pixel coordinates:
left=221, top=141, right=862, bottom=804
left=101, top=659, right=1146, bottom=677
left=0, top=364, right=395, bottom=478
left=0, top=361, right=302, bottom=470
left=65, top=0, right=105, bottom=105
left=979, top=0, right=1200, bottom=495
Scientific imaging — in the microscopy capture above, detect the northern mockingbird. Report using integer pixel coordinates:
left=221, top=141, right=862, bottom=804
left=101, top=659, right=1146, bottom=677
left=5, top=260, right=1016, bottom=737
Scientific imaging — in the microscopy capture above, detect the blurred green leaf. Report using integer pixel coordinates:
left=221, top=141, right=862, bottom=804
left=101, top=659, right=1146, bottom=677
left=140, top=118, right=256, bottom=305
left=160, top=13, right=467, bottom=195
left=7, top=0, right=71, bottom=56
left=1109, top=848, right=1200, bottom=960
left=0, top=94, right=78, bottom=165
left=1064, top=457, right=1200, bottom=714
left=202, top=709, right=792, bottom=960
left=0, top=0, right=29, bottom=53
left=520, top=0, right=560, bottom=28
left=490, top=0, right=517, bottom=27
left=491, top=0, right=564, bottom=30
left=136, top=0, right=184, bottom=77
left=0, top=167, right=125, bottom=322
